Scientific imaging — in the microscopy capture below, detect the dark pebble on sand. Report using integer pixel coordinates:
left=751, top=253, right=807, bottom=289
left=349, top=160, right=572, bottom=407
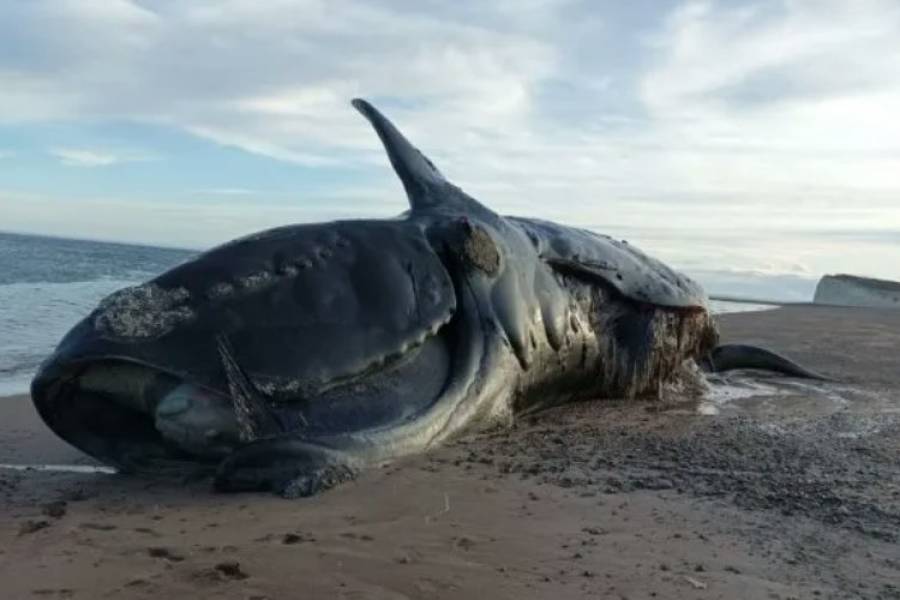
left=41, top=501, right=67, bottom=519
left=637, top=477, right=674, bottom=491
left=148, top=547, right=185, bottom=562
left=18, top=519, right=50, bottom=535
left=31, top=588, right=74, bottom=597
left=215, top=561, right=249, bottom=580
left=455, top=537, right=475, bottom=550
left=80, top=522, right=116, bottom=531
left=133, top=527, right=159, bottom=536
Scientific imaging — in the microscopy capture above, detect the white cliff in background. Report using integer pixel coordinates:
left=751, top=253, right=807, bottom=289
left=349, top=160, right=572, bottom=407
left=814, top=274, right=900, bottom=309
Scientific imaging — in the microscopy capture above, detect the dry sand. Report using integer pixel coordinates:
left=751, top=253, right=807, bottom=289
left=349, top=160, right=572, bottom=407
left=1, top=306, right=898, bottom=599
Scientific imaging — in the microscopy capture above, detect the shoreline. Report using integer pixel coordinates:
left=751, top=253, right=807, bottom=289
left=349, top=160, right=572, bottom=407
left=708, top=293, right=896, bottom=310
left=3, top=305, right=899, bottom=599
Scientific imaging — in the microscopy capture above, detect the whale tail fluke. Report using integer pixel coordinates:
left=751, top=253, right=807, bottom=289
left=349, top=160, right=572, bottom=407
left=702, top=343, right=833, bottom=381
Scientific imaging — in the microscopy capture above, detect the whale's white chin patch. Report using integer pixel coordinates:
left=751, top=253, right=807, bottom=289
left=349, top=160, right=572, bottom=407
left=154, top=383, right=240, bottom=458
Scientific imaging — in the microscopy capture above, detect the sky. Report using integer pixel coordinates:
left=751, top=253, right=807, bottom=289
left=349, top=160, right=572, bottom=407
left=1, top=0, right=899, bottom=296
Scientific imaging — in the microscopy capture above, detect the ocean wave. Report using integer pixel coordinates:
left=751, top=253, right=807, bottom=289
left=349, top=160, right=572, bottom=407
left=0, top=278, right=142, bottom=395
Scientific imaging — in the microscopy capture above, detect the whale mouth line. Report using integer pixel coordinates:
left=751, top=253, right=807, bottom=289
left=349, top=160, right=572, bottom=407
left=31, top=315, right=459, bottom=472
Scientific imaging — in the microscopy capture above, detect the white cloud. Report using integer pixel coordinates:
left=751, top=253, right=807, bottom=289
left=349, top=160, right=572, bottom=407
left=50, top=148, right=119, bottom=167
left=193, top=187, right=261, bottom=196
left=49, top=147, right=155, bottom=167
left=638, top=0, right=900, bottom=193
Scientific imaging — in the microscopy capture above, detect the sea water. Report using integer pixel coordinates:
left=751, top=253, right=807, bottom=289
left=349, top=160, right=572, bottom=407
left=0, top=230, right=779, bottom=396
left=0, top=232, right=194, bottom=395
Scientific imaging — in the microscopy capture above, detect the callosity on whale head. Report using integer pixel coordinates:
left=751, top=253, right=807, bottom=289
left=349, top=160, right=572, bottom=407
left=32, top=99, right=720, bottom=496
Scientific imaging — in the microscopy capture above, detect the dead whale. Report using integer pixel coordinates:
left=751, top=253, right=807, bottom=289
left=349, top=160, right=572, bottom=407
left=30, top=99, right=825, bottom=497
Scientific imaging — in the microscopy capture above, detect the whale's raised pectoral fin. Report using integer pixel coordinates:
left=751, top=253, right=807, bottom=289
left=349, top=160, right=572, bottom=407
left=352, top=98, right=491, bottom=216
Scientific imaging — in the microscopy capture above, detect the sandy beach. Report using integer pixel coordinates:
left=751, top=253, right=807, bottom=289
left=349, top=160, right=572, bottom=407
left=1, top=306, right=898, bottom=600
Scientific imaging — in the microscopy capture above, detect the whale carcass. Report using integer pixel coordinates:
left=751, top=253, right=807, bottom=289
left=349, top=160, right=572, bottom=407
left=31, top=99, right=822, bottom=496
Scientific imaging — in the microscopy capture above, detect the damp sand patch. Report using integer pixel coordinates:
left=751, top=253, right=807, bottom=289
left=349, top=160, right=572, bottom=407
left=699, top=373, right=894, bottom=421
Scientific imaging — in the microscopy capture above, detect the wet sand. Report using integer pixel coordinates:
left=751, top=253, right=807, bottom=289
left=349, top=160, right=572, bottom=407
left=2, top=306, right=899, bottom=599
